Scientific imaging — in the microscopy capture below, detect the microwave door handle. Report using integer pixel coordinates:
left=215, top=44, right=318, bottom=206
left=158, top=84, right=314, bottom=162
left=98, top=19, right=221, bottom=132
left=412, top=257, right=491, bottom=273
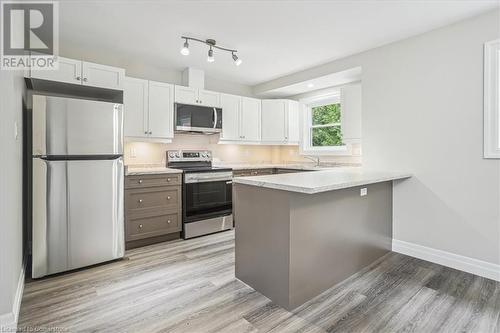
left=213, top=108, right=217, bottom=129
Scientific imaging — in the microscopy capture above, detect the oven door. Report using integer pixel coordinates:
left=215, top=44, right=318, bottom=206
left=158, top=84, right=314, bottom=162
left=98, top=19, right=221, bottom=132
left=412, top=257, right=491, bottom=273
left=184, top=172, right=232, bottom=222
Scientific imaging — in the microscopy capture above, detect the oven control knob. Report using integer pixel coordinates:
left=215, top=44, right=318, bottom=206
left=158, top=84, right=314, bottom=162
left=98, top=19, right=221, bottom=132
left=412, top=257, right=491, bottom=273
left=168, top=152, right=175, bottom=158
left=175, top=152, right=180, bottom=158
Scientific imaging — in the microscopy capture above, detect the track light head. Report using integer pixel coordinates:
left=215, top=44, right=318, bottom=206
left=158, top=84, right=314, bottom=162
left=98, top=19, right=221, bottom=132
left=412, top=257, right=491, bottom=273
left=180, top=39, right=190, bottom=56
left=207, top=47, right=215, bottom=63
left=232, top=53, right=242, bottom=66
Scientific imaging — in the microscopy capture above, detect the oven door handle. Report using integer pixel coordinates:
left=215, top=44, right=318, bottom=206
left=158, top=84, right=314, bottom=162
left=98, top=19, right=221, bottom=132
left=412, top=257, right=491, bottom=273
left=185, top=177, right=233, bottom=183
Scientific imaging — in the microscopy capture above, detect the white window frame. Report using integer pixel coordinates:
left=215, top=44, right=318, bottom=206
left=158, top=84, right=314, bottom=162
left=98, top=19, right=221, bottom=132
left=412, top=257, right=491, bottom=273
left=484, top=39, right=500, bottom=158
left=299, top=92, right=352, bottom=156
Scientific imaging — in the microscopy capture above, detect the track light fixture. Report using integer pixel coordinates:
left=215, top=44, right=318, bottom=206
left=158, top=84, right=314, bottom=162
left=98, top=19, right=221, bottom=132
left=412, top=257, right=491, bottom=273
left=180, top=36, right=242, bottom=66
left=180, top=38, right=190, bottom=56
left=232, top=52, right=242, bottom=66
left=207, top=47, right=215, bottom=63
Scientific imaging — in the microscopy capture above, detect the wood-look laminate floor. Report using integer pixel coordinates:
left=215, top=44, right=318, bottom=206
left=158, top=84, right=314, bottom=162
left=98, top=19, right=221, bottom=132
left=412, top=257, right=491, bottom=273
left=19, top=230, right=500, bottom=333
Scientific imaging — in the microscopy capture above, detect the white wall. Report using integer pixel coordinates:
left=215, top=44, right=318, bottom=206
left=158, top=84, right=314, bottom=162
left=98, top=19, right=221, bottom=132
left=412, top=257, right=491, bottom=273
left=255, top=10, right=500, bottom=266
left=0, top=69, right=25, bottom=327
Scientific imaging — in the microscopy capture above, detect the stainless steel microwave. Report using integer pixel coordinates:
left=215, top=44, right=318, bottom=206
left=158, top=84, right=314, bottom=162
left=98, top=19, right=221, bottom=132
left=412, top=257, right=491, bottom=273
left=175, top=103, right=222, bottom=133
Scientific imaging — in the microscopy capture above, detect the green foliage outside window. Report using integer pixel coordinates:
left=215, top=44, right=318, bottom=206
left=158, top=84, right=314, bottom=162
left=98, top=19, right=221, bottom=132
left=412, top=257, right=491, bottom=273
left=311, top=104, right=343, bottom=146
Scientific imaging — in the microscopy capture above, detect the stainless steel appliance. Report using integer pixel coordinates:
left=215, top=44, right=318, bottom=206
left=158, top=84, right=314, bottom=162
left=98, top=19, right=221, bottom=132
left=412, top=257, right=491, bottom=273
left=175, top=103, right=222, bottom=133
left=167, top=150, right=233, bottom=239
left=31, top=95, right=124, bottom=278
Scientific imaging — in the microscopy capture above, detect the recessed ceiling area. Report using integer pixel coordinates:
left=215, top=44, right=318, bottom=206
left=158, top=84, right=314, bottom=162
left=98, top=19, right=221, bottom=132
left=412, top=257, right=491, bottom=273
left=258, top=67, right=362, bottom=98
left=58, top=1, right=498, bottom=87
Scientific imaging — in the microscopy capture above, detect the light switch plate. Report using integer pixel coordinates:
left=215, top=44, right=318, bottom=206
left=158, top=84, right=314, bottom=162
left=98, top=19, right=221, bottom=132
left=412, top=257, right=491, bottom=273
left=360, top=188, right=367, bottom=196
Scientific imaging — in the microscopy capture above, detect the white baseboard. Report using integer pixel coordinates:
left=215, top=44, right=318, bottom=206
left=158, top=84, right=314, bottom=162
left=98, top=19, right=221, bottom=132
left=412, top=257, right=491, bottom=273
left=392, top=239, right=500, bottom=282
left=0, top=264, right=25, bottom=330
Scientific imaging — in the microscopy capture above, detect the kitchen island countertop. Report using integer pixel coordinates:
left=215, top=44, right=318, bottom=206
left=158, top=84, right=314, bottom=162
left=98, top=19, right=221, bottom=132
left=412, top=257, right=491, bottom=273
left=233, top=168, right=411, bottom=194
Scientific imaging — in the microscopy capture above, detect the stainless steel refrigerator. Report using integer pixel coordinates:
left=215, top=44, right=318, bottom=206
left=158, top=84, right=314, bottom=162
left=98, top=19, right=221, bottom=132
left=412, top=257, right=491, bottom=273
left=31, top=95, right=124, bottom=278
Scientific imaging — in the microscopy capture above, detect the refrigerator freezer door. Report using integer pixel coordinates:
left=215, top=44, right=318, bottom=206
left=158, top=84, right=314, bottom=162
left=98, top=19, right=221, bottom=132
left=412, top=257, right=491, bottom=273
left=32, top=158, right=124, bottom=278
left=32, top=95, right=123, bottom=156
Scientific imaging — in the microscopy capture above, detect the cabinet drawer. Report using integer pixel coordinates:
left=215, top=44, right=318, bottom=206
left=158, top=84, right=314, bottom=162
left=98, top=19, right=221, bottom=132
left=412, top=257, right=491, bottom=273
left=125, top=187, right=179, bottom=214
left=126, top=213, right=180, bottom=241
left=125, top=174, right=181, bottom=188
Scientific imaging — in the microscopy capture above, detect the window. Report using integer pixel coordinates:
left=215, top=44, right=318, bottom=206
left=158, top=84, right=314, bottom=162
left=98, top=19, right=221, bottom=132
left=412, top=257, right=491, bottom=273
left=311, top=103, right=343, bottom=147
left=484, top=39, right=500, bottom=158
left=300, top=92, right=350, bottom=155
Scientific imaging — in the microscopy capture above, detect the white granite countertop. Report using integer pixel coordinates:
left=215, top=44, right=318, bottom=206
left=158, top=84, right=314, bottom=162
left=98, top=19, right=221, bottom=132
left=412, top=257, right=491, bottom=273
left=232, top=168, right=411, bottom=194
left=214, top=162, right=357, bottom=171
left=125, top=166, right=183, bottom=176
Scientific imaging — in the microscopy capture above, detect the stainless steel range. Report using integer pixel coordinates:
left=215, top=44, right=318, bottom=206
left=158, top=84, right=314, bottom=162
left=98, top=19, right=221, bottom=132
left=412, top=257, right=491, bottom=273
left=167, top=150, right=233, bottom=239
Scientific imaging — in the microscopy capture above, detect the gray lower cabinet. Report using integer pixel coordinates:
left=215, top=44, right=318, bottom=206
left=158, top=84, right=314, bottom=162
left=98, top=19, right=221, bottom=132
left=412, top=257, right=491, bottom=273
left=233, top=168, right=312, bottom=177
left=125, top=173, right=182, bottom=249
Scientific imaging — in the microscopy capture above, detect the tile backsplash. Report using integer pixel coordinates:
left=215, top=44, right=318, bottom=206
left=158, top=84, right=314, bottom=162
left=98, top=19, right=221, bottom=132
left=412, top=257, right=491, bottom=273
left=124, top=134, right=361, bottom=166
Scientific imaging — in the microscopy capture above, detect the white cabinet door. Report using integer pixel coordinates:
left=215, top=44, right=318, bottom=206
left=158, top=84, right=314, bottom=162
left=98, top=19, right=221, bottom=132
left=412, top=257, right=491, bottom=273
left=220, top=94, right=241, bottom=141
left=287, top=101, right=300, bottom=144
left=174, top=85, right=198, bottom=105
left=30, top=56, right=82, bottom=85
left=341, top=84, right=362, bottom=144
left=148, top=80, right=174, bottom=139
left=123, top=77, right=148, bottom=138
left=82, top=61, right=124, bottom=90
left=198, top=89, right=221, bottom=107
left=261, top=100, right=287, bottom=142
left=240, top=97, right=261, bottom=142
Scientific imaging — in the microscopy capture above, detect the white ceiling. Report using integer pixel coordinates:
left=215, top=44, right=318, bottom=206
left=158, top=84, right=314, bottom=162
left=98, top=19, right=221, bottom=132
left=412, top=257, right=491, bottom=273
left=58, top=0, right=498, bottom=86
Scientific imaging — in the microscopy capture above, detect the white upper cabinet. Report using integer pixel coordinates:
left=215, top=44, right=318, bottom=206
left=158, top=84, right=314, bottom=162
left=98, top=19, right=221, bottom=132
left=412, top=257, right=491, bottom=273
left=240, top=97, right=261, bottom=142
left=124, top=76, right=173, bottom=142
left=123, top=77, right=148, bottom=138
left=30, top=56, right=82, bottom=85
left=174, top=85, right=198, bottom=105
left=28, top=56, right=124, bottom=90
left=220, top=94, right=241, bottom=141
left=261, top=100, right=287, bottom=143
left=148, top=80, right=174, bottom=139
left=198, top=89, right=220, bottom=107
left=261, top=99, right=299, bottom=145
left=287, top=100, right=300, bottom=144
left=174, top=85, right=220, bottom=107
left=340, top=84, right=362, bottom=144
left=220, top=95, right=261, bottom=142
left=81, top=61, right=124, bottom=90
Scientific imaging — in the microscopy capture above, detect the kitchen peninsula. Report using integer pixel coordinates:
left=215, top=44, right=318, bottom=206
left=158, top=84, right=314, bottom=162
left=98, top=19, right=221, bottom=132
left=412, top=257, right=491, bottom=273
left=233, top=168, right=411, bottom=310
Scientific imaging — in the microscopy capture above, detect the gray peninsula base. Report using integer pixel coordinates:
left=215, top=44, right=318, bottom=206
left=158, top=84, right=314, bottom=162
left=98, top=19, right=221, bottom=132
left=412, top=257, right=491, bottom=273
left=234, top=181, right=393, bottom=310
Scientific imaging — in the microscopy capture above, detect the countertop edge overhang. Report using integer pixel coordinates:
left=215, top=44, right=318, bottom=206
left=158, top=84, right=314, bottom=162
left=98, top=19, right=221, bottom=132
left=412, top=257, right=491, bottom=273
left=232, top=169, right=412, bottom=194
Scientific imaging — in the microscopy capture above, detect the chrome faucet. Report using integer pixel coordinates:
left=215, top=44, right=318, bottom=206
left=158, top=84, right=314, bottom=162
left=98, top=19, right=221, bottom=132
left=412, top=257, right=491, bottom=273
left=303, top=155, right=320, bottom=167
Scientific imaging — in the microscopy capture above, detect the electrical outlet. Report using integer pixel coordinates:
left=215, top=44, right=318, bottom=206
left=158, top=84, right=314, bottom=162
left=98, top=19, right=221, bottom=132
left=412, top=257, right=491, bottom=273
left=130, top=147, right=137, bottom=158
left=360, top=188, right=367, bottom=196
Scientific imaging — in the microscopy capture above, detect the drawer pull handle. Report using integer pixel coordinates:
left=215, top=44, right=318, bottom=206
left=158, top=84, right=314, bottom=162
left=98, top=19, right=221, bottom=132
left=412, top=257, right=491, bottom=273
left=138, top=179, right=143, bottom=184
left=139, top=224, right=143, bottom=229
left=167, top=220, right=171, bottom=224
left=166, top=178, right=171, bottom=182
left=138, top=199, right=143, bottom=203
left=167, top=196, right=171, bottom=200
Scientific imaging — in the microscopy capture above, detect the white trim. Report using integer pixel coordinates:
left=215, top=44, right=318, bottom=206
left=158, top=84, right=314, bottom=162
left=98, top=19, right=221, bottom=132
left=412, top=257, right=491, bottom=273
left=299, top=95, right=353, bottom=156
left=392, top=239, right=500, bottom=282
left=484, top=39, right=500, bottom=158
left=0, top=264, right=25, bottom=330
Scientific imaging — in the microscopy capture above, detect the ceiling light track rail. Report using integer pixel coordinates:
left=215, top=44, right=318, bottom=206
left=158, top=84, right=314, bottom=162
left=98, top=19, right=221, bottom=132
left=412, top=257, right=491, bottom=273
left=180, top=36, right=242, bottom=66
